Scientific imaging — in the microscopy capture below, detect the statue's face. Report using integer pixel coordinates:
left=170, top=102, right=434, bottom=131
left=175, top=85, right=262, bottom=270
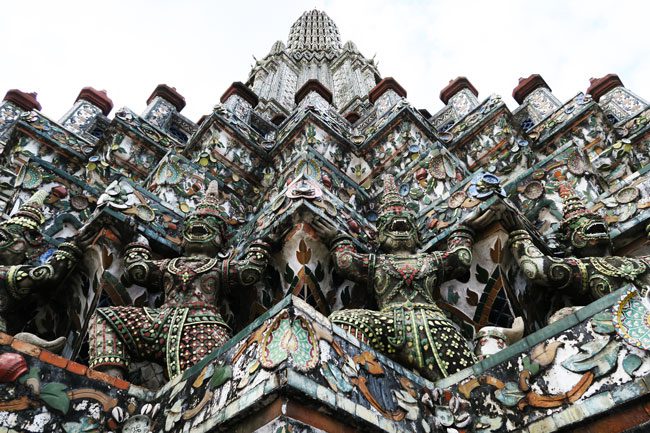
left=566, top=214, right=611, bottom=257
left=0, top=224, right=43, bottom=265
left=378, top=213, right=419, bottom=253
left=181, top=215, right=223, bottom=256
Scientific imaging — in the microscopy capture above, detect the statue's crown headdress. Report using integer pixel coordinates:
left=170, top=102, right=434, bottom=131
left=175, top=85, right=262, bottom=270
left=190, top=181, right=222, bottom=218
left=187, top=181, right=229, bottom=238
left=377, top=174, right=414, bottom=227
left=2, top=190, right=47, bottom=230
left=559, top=183, right=602, bottom=226
left=558, top=183, right=609, bottom=249
left=379, top=174, right=406, bottom=214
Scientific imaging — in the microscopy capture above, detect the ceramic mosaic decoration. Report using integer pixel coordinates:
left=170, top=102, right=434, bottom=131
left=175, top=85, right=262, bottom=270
left=0, top=9, right=649, bottom=433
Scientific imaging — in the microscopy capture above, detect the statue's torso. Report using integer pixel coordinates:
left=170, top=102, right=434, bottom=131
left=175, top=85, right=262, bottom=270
left=155, top=256, right=222, bottom=308
left=374, top=253, right=443, bottom=309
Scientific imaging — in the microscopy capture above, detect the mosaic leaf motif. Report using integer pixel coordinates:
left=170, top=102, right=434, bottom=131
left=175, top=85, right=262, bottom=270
left=164, top=398, right=185, bottom=431
left=529, top=341, right=563, bottom=368
left=466, top=288, right=479, bottom=306
left=353, top=351, right=385, bottom=376
left=284, top=263, right=296, bottom=285
left=320, top=361, right=353, bottom=393
left=208, top=365, right=232, bottom=390
left=521, top=355, right=541, bottom=377
left=591, top=310, right=616, bottom=334
left=622, top=354, right=642, bottom=376
left=475, top=263, right=489, bottom=284
left=489, top=238, right=503, bottom=263
left=40, top=382, right=70, bottom=414
left=562, top=338, right=620, bottom=378
left=296, top=239, right=312, bottom=264
left=493, top=381, right=525, bottom=407
left=447, top=287, right=460, bottom=304
left=315, top=261, right=325, bottom=282
left=259, top=310, right=319, bottom=371
left=394, top=389, right=419, bottom=420
left=192, top=363, right=214, bottom=388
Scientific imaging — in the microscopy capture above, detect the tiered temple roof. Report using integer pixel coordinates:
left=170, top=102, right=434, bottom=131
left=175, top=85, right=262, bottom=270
left=0, top=9, right=648, bottom=433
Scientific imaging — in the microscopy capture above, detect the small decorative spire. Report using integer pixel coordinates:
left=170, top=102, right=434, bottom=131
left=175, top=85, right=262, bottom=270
left=220, top=82, right=259, bottom=107
left=147, top=84, right=186, bottom=112
left=76, top=87, right=113, bottom=116
left=368, top=77, right=407, bottom=104
left=587, top=74, right=624, bottom=102
left=440, top=77, right=478, bottom=105
left=3, top=89, right=41, bottom=111
left=294, top=79, right=332, bottom=105
left=512, top=74, right=552, bottom=105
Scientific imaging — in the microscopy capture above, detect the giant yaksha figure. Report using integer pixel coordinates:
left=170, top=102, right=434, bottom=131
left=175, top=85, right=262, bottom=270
left=506, top=184, right=650, bottom=301
left=313, top=175, right=477, bottom=381
left=88, top=181, right=270, bottom=379
left=0, top=190, right=92, bottom=340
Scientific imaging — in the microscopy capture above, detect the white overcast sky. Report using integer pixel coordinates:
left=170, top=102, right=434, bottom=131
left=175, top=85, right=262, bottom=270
left=1, top=0, right=647, bottom=122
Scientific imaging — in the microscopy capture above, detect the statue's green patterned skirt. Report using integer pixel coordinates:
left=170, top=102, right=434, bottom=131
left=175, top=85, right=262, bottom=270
left=330, top=303, right=476, bottom=381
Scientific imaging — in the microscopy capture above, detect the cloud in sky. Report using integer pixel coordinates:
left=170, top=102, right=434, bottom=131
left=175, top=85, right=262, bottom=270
left=0, top=0, right=647, bottom=121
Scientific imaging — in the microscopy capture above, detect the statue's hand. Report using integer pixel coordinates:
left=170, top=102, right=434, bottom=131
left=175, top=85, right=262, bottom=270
left=312, top=217, right=338, bottom=244
left=264, top=222, right=288, bottom=247
left=75, top=222, right=99, bottom=249
left=500, top=208, right=523, bottom=232
left=112, top=216, right=139, bottom=244
left=464, top=208, right=496, bottom=230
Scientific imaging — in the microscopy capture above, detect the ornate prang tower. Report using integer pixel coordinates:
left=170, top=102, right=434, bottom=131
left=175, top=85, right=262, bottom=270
left=0, top=10, right=649, bottom=433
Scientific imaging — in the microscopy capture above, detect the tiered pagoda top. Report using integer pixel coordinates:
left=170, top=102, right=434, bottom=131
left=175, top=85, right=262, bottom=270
left=287, top=10, right=343, bottom=56
left=247, top=10, right=380, bottom=117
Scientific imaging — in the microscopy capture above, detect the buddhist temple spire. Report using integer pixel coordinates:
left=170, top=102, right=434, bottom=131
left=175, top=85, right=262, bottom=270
left=287, top=9, right=342, bottom=54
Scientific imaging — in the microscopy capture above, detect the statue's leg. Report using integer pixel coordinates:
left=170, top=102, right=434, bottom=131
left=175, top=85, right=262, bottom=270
left=178, top=323, right=230, bottom=372
left=418, top=308, right=476, bottom=379
left=88, top=312, right=129, bottom=378
left=329, top=309, right=392, bottom=354
left=332, top=306, right=476, bottom=382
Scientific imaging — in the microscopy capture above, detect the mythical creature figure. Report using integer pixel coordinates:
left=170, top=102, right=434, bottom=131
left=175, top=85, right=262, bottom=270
left=88, top=181, right=270, bottom=379
left=0, top=191, right=92, bottom=346
left=506, top=184, right=650, bottom=302
left=314, top=175, right=477, bottom=381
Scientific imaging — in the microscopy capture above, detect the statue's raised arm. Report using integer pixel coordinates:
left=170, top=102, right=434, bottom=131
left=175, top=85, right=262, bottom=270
left=0, top=191, right=95, bottom=336
left=313, top=218, right=372, bottom=285
left=436, top=225, right=475, bottom=283
left=505, top=184, right=650, bottom=302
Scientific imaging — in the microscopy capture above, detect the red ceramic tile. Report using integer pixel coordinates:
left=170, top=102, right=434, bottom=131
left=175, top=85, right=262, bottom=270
left=0, top=332, right=14, bottom=346
left=11, top=338, right=41, bottom=357
left=66, top=361, right=88, bottom=376
left=86, top=367, right=130, bottom=390
left=39, top=350, right=69, bottom=369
